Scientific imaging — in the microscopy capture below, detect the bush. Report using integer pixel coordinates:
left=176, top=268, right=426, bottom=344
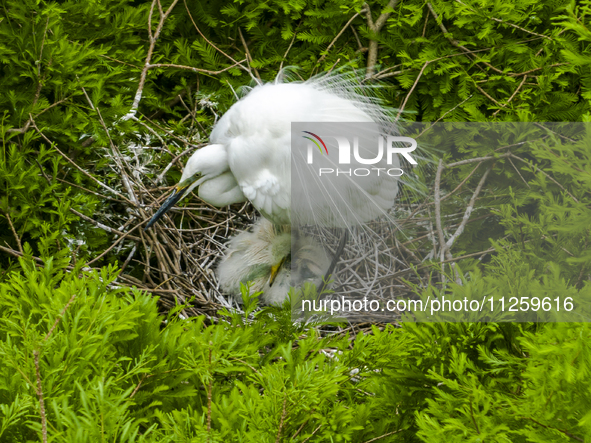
left=1, top=256, right=590, bottom=441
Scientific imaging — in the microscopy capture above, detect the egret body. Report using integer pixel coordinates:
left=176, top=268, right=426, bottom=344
left=217, top=218, right=332, bottom=305
left=145, top=72, right=400, bottom=230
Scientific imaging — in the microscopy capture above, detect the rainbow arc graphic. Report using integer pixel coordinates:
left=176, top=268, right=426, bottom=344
left=302, top=131, right=328, bottom=155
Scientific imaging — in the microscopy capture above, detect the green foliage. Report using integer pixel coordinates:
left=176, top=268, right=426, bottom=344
left=2, top=259, right=590, bottom=440
left=1, top=0, right=591, bottom=440
left=1, top=0, right=590, bottom=264
left=0, top=257, right=385, bottom=441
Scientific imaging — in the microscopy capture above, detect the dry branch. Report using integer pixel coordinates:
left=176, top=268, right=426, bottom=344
left=364, top=0, right=400, bottom=78
left=123, top=0, right=181, bottom=121
left=317, top=11, right=364, bottom=66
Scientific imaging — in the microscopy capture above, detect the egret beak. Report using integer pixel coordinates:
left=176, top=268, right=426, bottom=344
left=269, top=254, right=289, bottom=287
left=144, top=184, right=190, bottom=230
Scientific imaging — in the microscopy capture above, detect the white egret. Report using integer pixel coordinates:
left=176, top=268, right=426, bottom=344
left=145, top=71, right=401, bottom=231
left=216, top=218, right=332, bottom=305
left=145, top=71, right=410, bottom=306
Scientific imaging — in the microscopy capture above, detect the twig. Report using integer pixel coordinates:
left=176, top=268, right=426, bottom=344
left=136, top=112, right=201, bottom=146
left=7, top=120, right=32, bottom=134
left=120, top=244, right=138, bottom=273
left=183, top=0, right=244, bottom=68
left=507, top=156, right=530, bottom=188
left=522, top=417, right=583, bottom=442
left=386, top=247, right=498, bottom=280
left=441, top=161, right=482, bottom=202
left=275, top=396, right=288, bottom=443
left=123, top=0, right=181, bottom=120
left=492, top=75, right=528, bottom=116
left=364, top=0, right=400, bottom=78
left=130, top=373, right=149, bottom=398
left=473, top=82, right=502, bottom=107
left=30, top=118, right=135, bottom=204
left=446, top=153, right=511, bottom=168
left=2, top=209, right=23, bottom=254
left=429, top=2, right=568, bottom=79
left=7, top=18, right=50, bottom=134
left=416, top=94, right=474, bottom=136
left=469, top=399, right=481, bottom=434
left=291, top=415, right=312, bottom=440
left=454, top=0, right=551, bottom=41
left=509, top=153, right=579, bottom=203
left=371, top=63, right=402, bottom=77
left=395, top=59, right=433, bottom=120
left=508, top=63, right=569, bottom=77
left=79, top=83, right=139, bottom=205
left=362, top=429, right=403, bottom=443
left=238, top=28, right=261, bottom=82
left=351, top=25, right=364, bottom=50
left=230, top=357, right=260, bottom=374
left=147, top=60, right=246, bottom=75
left=33, top=351, right=47, bottom=443
left=100, top=54, right=142, bottom=69
left=68, top=208, right=141, bottom=241
left=45, top=292, right=78, bottom=341
left=0, top=244, right=43, bottom=263
left=301, top=424, right=322, bottom=443
left=326, top=57, right=341, bottom=74
left=433, top=159, right=449, bottom=262
left=374, top=69, right=409, bottom=79
left=317, top=11, right=363, bottom=65
left=280, top=29, right=299, bottom=71
left=33, top=289, right=79, bottom=443
left=422, top=9, right=430, bottom=37
left=445, top=166, right=492, bottom=250
left=156, top=145, right=199, bottom=184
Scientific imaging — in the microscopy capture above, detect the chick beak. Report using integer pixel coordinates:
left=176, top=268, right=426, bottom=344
left=269, top=254, right=289, bottom=287
left=144, top=184, right=190, bottom=230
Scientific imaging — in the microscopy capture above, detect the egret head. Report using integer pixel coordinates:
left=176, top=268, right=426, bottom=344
left=145, top=144, right=228, bottom=229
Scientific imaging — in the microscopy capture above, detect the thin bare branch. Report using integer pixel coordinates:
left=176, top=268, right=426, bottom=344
left=492, top=75, right=528, bottom=116
left=45, top=292, right=78, bottom=341
left=317, top=11, right=363, bottom=65
left=445, top=166, right=492, bottom=250
left=238, top=28, right=261, bottom=82
left=280, top=30, right=299, bottom=71
left=275, top=396, right=288, bottom=443
left=509, top=153, right=579, bottom=203
left=33, top=351, right=47, bottom=443
left=2, top=209, right=23, bottom=254
left=434, top=159, right=448, bottom=262
left=30, top=118, right=135, bottom=204
left=362, top=429, right=403, bottom=443
left=454, top=0, right=552, bottom=41
left=123, top=0, right=181, bottom=120
left=183, top=0, right=243, bottom=67
left=147, top=60, right=246, bottom=75
left=364, top=0, right=400, bottom=78
left=395, top=59, right=433, bottom=120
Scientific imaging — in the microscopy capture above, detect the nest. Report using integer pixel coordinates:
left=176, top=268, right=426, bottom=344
left=108, top=140, right=488, bottom=324
left=54, top=126, right=495, bottom=324
left=95, top=136, right=437, bottom=321
left=109, top=138, right=260, bottom=318
left=14, top=118, right=501, bottom=325
left=15, top=81, right=506, bottom=324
